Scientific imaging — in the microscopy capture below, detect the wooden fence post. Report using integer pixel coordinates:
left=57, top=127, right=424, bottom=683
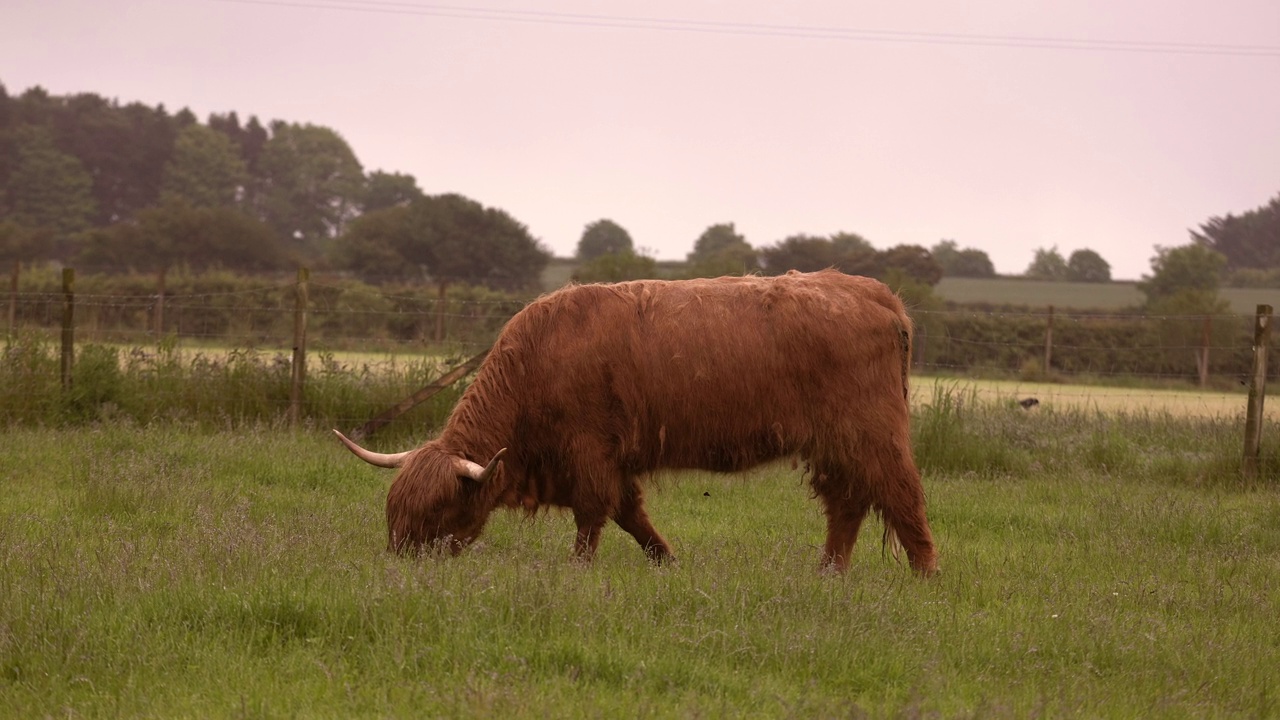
left=1044, top=305, right=1054, bottom=372
left=60, top=268, right=74, bottom=392
left=1242, top=304, right=1272, bottom=481
left=434, top=282, right=447, bottom=344
left=154, top=267, right=166, bottom=336
left=1196, top=315, right=1212, bottom=387
left=7, top=259, right=17, bottom=337
left=289, top=267, right=309, bottom=426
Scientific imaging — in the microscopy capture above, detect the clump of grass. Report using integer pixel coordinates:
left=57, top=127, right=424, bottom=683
left=1, top=334, right=463, bottom=436
left=912, top=382, right=1031, bottom=476
left=910, top=381, right=1274, bottom=485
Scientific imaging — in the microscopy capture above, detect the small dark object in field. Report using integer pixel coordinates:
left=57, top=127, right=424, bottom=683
left=1019, top=397, right=1040, bottom=409
left=704, top=491, right=711, bottom=497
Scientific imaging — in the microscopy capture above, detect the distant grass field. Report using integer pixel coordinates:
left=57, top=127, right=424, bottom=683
left=937, top=277, right=1277, bottom=314
left=935, top=277, right=1145, bottom=310
left=3, top=396, right=1278, bottom=717
left=913, top=377, right=1270, bottom=420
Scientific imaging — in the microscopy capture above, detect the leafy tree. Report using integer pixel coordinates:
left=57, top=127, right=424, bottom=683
left=759, top=234, right=840, bottom=274
left=952, top=249, right=996, bottom=278
left=1192, top=193, right=1280, bottom=272
left=684, top=222, right=758, bottom=277
left=332, top=193, right=549, bottom=291
left=0, top=83, right=13, bottom=191
left=573, top=249, right=659, bottom=283
left=830, top=232, right=873, bottom=256
left=114, top=101, right=181, bottom=221
left=78, top=198, right=287, bottom=274
left=932, top=239, right=996, bottom=278
left=688, top=223, right=745, bottom=264
left=1024, top=246, right=1069, bottom=281
left=576, top=219, right=634, bottom=260
left=830, top=232, right=882, bottom=276
left=882, top=267, right=943, bottom=314
left=0, top=221, right=54, bottom=264
left=428, top=197, right=549, bottom=292
left=0, top=81, right=11, bottom=128
left=256, top=121, right=365, bottom=258
left=931, top=240, right=961, bottom=270
left=760, top=232, right=891, bottom=277
left=879, top=244, right=943, bottom=286
left=210, top=112, right=270, bottom=177
left=46, top=93, right=177, bottom=224
left=1065, top=248, right=1111, bottom=283
left=329, top=204, right=415, bottom=280
left=44, top=92, right=129, bottom=223
left=1137, top=244, right=1229, bottom=313
left=3, top=125, right=96, bottom=239
left=240, top=116, right=269, bottom=174
left=206, top=111, right=242, bottom=141
left=160, top=124, right=249, bottom=208
left=364, top=170, right=424, bottom=213
left=685, top=241, right=759, bottom=278
left=12, top=86, right=57, bottom=127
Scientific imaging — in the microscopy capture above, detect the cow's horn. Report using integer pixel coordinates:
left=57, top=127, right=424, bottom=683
left=332, top=429, right=413, bottom=468
left=454, top=448, right=507, bottom=483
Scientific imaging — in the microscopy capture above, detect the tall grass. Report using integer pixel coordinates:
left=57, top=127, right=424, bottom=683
left=2, top=393, right=1278, bottom=716
left=1, top=333, right=462, bottom=437
left=912, top=382, right=1278, bottom=483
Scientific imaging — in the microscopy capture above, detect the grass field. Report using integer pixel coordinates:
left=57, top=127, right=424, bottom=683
left=912, top=377, right=1271, bottom=420
left=935, top=277, right=1277, bottom=315
left=3, top=396, right=1279, bottom=717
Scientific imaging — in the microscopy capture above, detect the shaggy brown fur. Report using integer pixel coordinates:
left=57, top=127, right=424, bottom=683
left=342, top=270, right=938, bottom=576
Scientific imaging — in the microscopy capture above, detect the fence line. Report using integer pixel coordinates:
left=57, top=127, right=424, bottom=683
left=2, top=269, right=1274, bottom=463
left=6, top=277, right=1278, bottom=380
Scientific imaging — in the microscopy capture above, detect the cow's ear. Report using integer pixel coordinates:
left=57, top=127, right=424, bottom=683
left=451, top=448, right=507, bottom=483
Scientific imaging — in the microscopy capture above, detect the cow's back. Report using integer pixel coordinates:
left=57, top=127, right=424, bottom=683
left=499, top=270, right=911, bottom=473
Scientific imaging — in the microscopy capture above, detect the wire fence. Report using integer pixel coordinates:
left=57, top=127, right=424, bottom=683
left=2, top=269, right=1275, bottom=441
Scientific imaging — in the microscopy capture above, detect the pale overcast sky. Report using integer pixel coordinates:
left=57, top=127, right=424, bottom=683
left=4, top=0, right=1279, bottom=279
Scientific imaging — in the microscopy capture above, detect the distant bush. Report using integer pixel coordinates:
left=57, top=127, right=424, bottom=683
left=913, top=309, right=1255, bottom=384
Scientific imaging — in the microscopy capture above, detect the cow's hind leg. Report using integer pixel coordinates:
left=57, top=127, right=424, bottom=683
left=612, top=482, right=674, bottom=564
left=863, top=434, right=939, bottom=577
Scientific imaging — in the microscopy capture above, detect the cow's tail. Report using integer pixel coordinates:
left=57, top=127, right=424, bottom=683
left=883, top=314, right=914, bottom=564
left=899, top=325, right=912, bottom=401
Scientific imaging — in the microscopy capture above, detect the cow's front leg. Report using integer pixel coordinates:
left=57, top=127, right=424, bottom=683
left=572, top=509, right=605, bottom=562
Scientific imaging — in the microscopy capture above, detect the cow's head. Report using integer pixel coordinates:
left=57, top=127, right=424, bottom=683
left=333, top=430, right=505, bottom=555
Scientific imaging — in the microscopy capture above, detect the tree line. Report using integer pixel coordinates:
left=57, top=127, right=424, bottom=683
left=2, top=81, right=1278, bottom=311
left=0, top=82, right=553, bottom=294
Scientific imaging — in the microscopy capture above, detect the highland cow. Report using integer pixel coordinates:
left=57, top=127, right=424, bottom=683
left=335, top=270, right=938, bottom=575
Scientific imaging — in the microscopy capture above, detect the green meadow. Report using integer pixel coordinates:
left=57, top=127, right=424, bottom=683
left=3, top=392, right=1278, bottom=718
left=911, top=377, right=1271, bottom=420
left=930, top=277, right=1275, bottom=315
